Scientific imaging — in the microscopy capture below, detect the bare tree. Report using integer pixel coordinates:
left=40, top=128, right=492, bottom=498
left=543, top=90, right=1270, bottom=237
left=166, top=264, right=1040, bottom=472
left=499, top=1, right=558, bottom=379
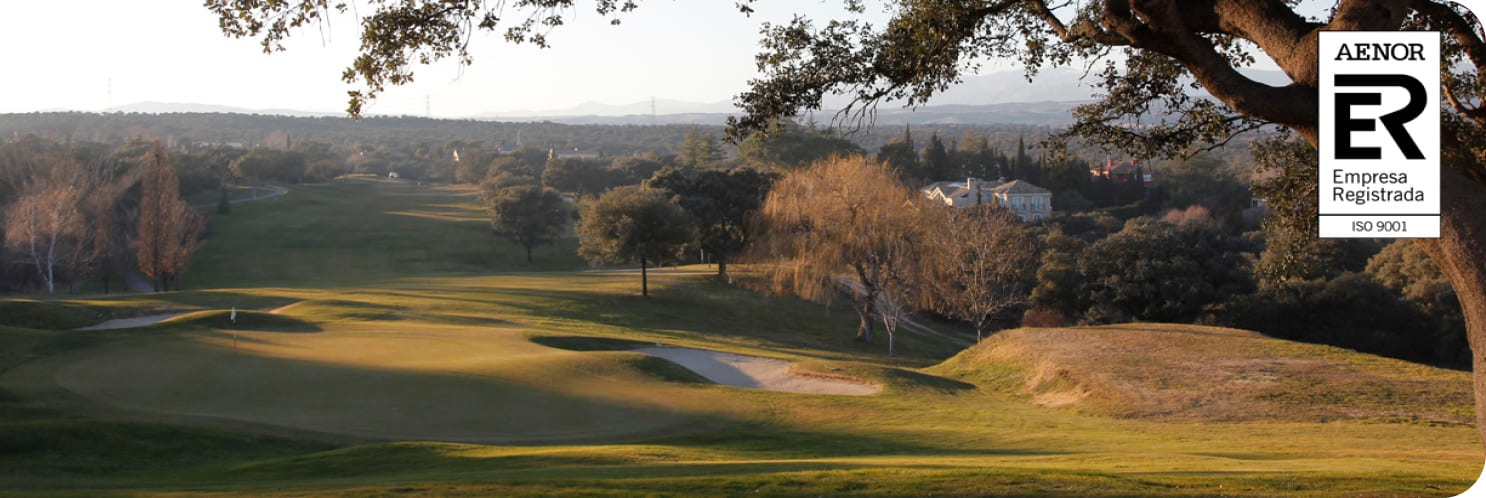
left=4, top=179, right=84, bottom=294
left=746, top=155, right=925, bottom=343
left=925, top=205, right=1039, bottom=343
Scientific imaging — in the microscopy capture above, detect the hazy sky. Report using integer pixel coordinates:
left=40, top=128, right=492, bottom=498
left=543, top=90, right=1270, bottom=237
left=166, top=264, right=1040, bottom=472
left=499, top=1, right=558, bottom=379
left=6, top=1, right=1473, bottom=118
left=0, top=1, right=885, bottom=117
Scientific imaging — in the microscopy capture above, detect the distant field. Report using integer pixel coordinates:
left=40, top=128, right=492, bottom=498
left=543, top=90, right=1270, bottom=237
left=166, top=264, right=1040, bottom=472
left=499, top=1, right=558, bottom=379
left=186, top=177, right=587, bottom=289
left=0, top=176, right=1478, bottom=496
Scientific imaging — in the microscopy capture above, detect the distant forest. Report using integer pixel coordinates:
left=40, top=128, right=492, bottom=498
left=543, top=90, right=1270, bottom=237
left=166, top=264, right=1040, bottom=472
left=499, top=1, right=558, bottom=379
left=0, top=112, right=1266, bottom=169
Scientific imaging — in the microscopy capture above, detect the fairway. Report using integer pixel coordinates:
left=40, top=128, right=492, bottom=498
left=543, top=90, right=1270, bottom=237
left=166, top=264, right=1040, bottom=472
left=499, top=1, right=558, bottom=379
left=1, top=178, right=1480, bottom=496
left=11, top=323, right=736, bottom=444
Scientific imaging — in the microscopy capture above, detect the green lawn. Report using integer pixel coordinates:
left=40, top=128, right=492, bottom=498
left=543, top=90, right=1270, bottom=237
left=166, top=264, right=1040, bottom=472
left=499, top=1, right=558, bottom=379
left=0, top=176, right=1478, bottom=496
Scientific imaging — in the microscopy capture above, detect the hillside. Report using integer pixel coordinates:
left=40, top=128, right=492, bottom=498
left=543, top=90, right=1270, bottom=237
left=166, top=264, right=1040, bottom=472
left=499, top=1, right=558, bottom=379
left=933, top=324, right=1474, bottom=424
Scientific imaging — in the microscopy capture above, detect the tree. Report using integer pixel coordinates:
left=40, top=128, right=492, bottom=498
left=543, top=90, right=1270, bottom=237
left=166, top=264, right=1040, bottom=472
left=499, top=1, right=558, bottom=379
left=1162, top=155, right=1252, bottom=228
left=542, top=157, right=618, bottom=199
left=920, top=131, right=951, bottom=182
left=737, top=119, right=862, bottom=170
left=1077, top=218, right=1255, bottom=323
left=480, top=183, right=567, bottom=263
left=137, top=143, right=206, bottom=292
left=610, top=156, right=665, bottom=183
left=577, top=186, right=693, bottom=297
left=678, top=126, right=722, bottom=167
left=1029, top=227, right=1089, bottom=320
left=4, top=179, right=84, bottom=294
left=1367, top=240, right=1469, bottom=366
left=78, top=161, right=134, bottom=295
left=721, top=0, right=1486, bottom=441
left=745, top=155, right=925, bottom=343
left=876, top=125, right=918, bottom=181
left=647, top=166, right=776, bottom=279
left=208, top=0, right=1486, bottom=444
left=926, top=205, right=1039, bottom=342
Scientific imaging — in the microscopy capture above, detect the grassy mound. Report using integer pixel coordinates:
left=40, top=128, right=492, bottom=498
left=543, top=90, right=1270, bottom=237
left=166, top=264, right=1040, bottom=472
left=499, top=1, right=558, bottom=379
left=271, top=299, right=403, bottom=322
left=931, top=323, right=1474, bottom=424
left=0, top=301, right=110, bottom=330
left=164, top=310, right=322, bottom=333
left=16, top=324, right=737, bottom=445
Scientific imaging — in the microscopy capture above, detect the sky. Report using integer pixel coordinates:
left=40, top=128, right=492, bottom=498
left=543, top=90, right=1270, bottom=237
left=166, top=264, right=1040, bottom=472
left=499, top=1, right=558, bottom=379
left=1, top=0, right=1433, bottom=119
left=0, top=1, right=887, bottom=118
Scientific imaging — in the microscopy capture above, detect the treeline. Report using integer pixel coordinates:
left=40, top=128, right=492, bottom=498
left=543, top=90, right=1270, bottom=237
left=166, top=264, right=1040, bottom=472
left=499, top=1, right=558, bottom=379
left=0, top=112, right=703, bottom=158
left=0, top=136, right=206, bottom=294
left=473, top=128, right=1458, bottom=368
left=0, top=112, right=1258, bottom=181
left=729, top=156, right=1463, bottom=368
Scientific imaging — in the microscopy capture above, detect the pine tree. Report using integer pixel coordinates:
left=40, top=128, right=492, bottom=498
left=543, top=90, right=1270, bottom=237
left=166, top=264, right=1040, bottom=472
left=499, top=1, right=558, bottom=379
left=921, top=131, right=950, bottom=181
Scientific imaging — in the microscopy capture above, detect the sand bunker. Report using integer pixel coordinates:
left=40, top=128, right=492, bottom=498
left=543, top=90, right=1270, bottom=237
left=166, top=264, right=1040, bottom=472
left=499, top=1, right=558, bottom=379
left=74, top=312, right=193, bottom=331
left=637, top=347, right=879, bottom=396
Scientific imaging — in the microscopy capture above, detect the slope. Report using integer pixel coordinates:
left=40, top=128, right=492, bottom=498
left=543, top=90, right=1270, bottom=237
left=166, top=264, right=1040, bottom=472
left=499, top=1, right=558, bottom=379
left=932, top=323, right=1474, bottom=424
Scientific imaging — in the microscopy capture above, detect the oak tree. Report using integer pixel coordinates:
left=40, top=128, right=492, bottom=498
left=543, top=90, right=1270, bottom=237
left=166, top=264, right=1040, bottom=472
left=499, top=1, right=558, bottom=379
left=647, top=166, right=776, bottom=280
left=577, top=185, right=693, bottom=296
left=480, top=182, right=568, bottom=263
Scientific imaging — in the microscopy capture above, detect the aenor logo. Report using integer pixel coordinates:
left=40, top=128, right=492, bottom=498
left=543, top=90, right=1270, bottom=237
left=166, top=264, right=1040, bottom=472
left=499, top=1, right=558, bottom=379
left=1318, top=32, right=1440, bottom=238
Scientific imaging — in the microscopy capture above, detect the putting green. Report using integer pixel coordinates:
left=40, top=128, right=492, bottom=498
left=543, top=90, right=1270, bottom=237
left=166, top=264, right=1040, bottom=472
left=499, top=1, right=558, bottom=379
left=15, top=324, right=736, bottom=444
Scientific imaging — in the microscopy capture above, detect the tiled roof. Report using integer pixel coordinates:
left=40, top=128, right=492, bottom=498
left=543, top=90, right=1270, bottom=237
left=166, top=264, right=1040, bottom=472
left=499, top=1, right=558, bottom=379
left=990, top=180, right=1051, bottom=195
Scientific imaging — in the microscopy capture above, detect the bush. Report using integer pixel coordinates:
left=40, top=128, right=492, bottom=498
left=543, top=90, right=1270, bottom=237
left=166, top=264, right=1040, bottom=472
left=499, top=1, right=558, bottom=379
left=1217, top=273, right=1437, bottom=365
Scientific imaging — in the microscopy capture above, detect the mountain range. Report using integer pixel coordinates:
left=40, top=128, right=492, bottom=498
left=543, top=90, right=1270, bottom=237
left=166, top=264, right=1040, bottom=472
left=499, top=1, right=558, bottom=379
left=99, top=67, right=1292, bottom=127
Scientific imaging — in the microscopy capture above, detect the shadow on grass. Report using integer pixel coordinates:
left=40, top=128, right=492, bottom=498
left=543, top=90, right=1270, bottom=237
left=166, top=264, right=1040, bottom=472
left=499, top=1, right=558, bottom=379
left=654, top=422, right=1067, bottom=460
left=530, top=335, right=653, bottom=351
left=877, top=367, right=976, bottom=394
left=20, top=336, right=729, bottom=450
left=165, top=310, right=322, bottom=333
left=492, top=279, right=944, bottom=363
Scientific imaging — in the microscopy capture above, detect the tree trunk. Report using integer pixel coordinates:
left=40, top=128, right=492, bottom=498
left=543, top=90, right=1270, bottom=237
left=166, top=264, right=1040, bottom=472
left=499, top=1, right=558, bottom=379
left=717, top=255, right=728, bottom=280
left=525, top=244, right=533, bottom=263
left=640, top=255, right=649, bottom=297
left=887, top=327, right=896, bottom=357
left=1417, top=166, right=1486, bottom=448
left=854, top=301, right=876, bottom=342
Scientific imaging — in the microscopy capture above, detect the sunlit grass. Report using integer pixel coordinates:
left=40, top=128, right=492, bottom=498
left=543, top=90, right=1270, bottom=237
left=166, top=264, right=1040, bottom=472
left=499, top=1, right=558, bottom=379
left=0, top=176, right=1478, bottom=496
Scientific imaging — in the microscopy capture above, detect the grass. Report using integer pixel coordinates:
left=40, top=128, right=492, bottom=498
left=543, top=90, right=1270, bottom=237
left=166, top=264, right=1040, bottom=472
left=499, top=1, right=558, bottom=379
left=186, top=177, right=587, bottom=289
left=933, top=324, right=1476, bottom=424
left=0, top=176, right=1479, bottom=496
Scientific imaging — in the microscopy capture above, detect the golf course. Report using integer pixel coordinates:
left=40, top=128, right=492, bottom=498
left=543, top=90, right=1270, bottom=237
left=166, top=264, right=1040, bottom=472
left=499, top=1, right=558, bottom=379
left=1, top=177, right=1480, bottom=496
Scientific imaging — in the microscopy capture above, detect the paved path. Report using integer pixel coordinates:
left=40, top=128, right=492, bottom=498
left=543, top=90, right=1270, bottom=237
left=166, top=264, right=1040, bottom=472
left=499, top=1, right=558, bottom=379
left=190, top=184, right=288, bottom=209
left=636, top=347, right=880, bottom=396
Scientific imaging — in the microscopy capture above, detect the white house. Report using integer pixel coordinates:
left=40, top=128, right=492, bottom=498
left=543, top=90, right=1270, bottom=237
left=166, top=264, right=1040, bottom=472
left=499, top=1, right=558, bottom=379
left=922, top=178, right=1053, bottom=221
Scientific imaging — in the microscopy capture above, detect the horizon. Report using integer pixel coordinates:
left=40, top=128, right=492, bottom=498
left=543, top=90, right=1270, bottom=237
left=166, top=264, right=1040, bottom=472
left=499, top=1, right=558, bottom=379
left=1, top=2, right=894, bottom=118
left=1, top=2, right=1141, bottom=120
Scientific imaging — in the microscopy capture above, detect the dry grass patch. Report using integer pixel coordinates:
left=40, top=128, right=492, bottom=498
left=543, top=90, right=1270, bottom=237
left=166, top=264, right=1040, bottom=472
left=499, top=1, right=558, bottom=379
left=933, top=324, right=1473, bottom=424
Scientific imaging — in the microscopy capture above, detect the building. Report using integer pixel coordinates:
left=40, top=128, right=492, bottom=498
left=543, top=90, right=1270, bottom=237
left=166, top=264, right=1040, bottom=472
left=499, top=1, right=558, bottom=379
left=1091, top=158, right=1156, bottom=187
left=549, top=147, right=601, bottom=160
left=921, top=178, right=1053, bottom=221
